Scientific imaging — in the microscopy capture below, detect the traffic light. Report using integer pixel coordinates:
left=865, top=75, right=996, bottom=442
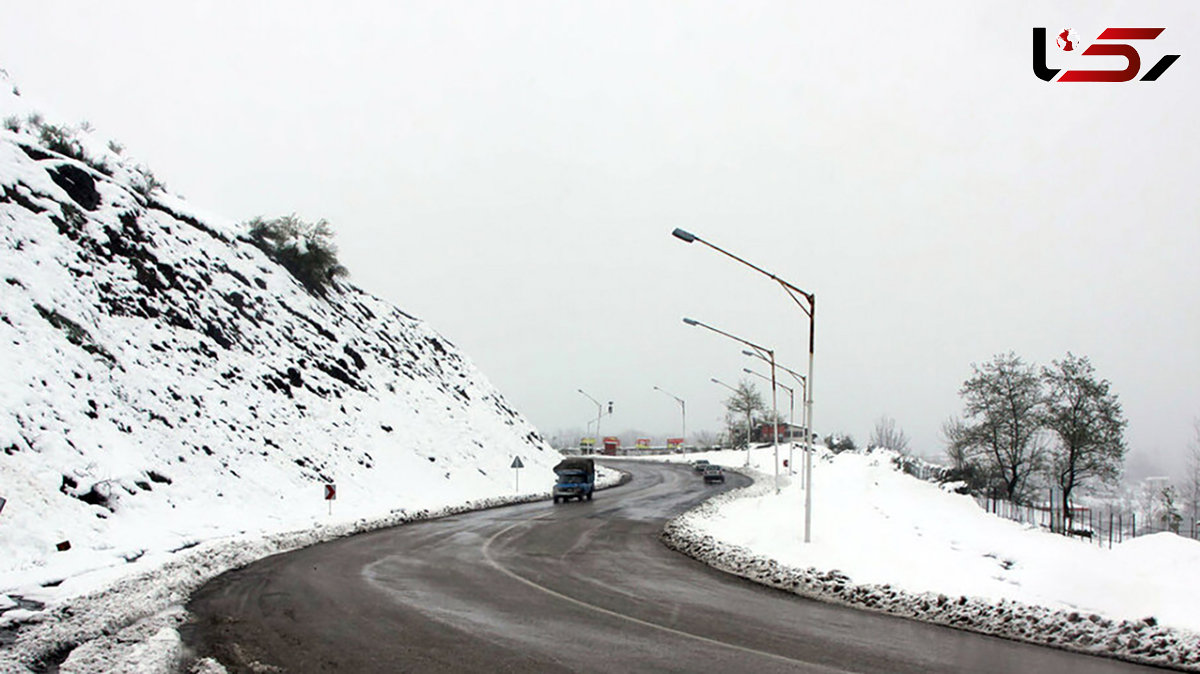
left=608, top=402, right=613, bottom=414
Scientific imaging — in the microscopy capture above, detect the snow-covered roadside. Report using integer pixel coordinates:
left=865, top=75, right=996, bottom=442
left=654, top=448, right=1200, bottom=671
left=1, top=466, right=626, bottom=673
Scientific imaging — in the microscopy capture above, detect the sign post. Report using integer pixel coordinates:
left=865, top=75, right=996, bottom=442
left=324, top=483, right=336, bottom=515
left=511, top=456, right=524, bottom=493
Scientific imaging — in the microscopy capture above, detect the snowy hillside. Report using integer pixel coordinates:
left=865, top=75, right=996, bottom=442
left=0, top=72, right=557, bottom=618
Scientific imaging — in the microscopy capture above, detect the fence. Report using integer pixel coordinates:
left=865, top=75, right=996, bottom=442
left=976, top=493, right=1200, bottom=548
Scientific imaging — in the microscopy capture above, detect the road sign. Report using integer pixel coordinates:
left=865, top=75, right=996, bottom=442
left=511, top=456, right=524, bottom=492
left=324, top=484, right=336, bottom=500
left=0, top=496, right=6, bottom=516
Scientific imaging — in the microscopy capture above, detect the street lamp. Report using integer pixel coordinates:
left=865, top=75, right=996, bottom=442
left=744, top=350, right=808, bottom=481
left=744, top=368, right=795, bottom=475
left=673, top=228, right=816, bottom=542
left=578, top=389, right=611, bottom=456
left=684, top=317, right=780, bottom=492
left=711, top=377, right=751, bottom=467
left=653, top=386, right=686, bottom=453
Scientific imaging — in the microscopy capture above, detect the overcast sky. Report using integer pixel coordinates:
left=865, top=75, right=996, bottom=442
left=3, top=1, right=1197, bottom=477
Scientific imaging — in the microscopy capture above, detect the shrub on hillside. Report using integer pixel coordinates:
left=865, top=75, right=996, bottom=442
left=28, top=118, right=113, bottom=176
left=823, top=433, right=857, bottom=454
left=38, top=123, right=86, bottom=161
left=130, top=167, right=165, bottom=198
left=246, top=214, right=348, bottom=295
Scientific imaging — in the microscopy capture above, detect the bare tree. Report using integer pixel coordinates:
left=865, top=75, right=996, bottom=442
left=723, top=379, right=765, bottom=449
left=1042, top=354, right=1127, bottom=528
left=942, top=416, right=972, bottom=471
left=869, top=415, right=910, bottom=454
left=957, top=352, right=1045, bottom=503
left=545, top=428, right=588, bottom=451
left=691, top=430, right=720, bottom=450
left=1186, top=419, right=1200, bottom=527
left=942, top=416, right=989, bottom=492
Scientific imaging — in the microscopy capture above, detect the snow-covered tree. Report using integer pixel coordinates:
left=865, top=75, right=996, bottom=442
left=1157, top=485, right=1183, bottom=534
left=246, top=214, right=347, bottom=295
left=823, top=433, right=857, bottom=453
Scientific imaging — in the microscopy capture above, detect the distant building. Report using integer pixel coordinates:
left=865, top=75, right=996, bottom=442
left=753, top=423, right=808, bottom=443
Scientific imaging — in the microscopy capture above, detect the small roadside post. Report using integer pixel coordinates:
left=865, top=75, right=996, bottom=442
left=324, top=483, right=336, bottom=516
left=511, top=456, right=524, bottom=493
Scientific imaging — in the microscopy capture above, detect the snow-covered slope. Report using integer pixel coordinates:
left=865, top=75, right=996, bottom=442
left=0, top=73, right=556, bottom=610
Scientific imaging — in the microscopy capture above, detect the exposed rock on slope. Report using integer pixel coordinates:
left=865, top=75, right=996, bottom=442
left=0, top=75, right=553, bottom=592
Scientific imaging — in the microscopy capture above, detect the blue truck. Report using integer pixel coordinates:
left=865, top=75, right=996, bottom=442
left=552, top=458, right=595, bottom=504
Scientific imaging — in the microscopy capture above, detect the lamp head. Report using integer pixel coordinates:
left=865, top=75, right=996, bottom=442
left=671, top=228, right=697, bottom=243
left=682, top=317, right=698, bottom=326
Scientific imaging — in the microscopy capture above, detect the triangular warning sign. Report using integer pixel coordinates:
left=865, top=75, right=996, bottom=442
left=511, top=456, right=524, bottom=469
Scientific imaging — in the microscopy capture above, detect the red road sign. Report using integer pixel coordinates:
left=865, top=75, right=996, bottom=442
left=324, top=484, right=336, bottom=500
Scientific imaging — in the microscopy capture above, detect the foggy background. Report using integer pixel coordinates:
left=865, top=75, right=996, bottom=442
left=2, top=1, right=1197, bottom=479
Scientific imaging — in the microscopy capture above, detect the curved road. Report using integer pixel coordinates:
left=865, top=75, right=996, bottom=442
left=182, top=462, right=1162, bottom=673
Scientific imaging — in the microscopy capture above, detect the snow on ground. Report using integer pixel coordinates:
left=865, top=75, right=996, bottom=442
left=1, top=467, right=626, bottom=673
left=644, top=445, right=1200, bottom=670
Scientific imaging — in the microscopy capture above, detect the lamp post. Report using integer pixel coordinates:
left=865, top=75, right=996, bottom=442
left=711, top=377, right=752, bottom=467
left=673, top=228, right=816, bottom=543
left=744, top=368, right=795, bottom=475
left=653, top=386, right=686, bottom=453
left=684, top=317, right=780, bottom=493
left=578, top=389, right=609, bottom=456
left=744, top=350, right=808, bottom=482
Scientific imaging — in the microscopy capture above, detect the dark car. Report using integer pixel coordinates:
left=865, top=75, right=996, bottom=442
left=702, top=465, right=725, bottom=484
left=691, top=459, right=710, bottom=474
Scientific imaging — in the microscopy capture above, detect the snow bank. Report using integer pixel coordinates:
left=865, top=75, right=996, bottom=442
left=4, top=466, right=625, bottom=673
left=658, top=447, right=1200, bottom=670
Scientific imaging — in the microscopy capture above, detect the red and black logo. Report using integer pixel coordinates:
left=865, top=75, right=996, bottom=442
left=1033, top=27, right=1180, bottom=82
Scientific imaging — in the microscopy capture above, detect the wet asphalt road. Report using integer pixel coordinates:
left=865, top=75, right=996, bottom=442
left=181, top=461, right=1164, bottom=673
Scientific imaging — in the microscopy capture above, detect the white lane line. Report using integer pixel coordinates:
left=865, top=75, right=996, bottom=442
left=481, top=513, right=848, bottom=672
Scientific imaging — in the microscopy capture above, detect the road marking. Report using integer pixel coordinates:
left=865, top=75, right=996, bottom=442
left=481, top=513, right=842, bottom=670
